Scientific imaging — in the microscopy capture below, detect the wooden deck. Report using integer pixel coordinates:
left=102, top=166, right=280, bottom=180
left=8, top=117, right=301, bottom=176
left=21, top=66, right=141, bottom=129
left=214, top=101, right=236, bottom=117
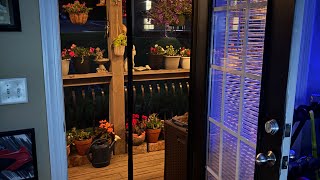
left=68, top=150, right=164, bottom=180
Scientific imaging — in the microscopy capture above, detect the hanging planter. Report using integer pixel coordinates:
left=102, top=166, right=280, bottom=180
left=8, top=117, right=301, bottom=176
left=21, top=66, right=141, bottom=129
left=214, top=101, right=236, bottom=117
left=69, top=13, right=89, bottom=25
left=63, top=1, right=92, bottom=25
left=61, top=59, right=70, bottom=76
left=113, top=46, right=125, bottom=56
left=112, top=33, right=127, bottom=57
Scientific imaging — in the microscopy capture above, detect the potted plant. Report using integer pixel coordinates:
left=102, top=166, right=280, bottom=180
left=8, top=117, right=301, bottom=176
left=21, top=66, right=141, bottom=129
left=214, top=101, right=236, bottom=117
left=61, top=47, right=75, bottom=76
left=62, top=1, right=92, bottom=25
left=179, top=47, right=191, bottom=69
left=164, top=45, right=180, bottom=69
left=148, top=44, right=165, bottom=70
left=126, top=114, right=147, bottom=146
left=70, top=44, right=97, bottom=74
left=145, top=113, right=162, bottom=143
left=71, top=128, right=92, bottom=156
left=112, top=33, right=127, bottom=56
left=66, top=132, right=74, bottom=156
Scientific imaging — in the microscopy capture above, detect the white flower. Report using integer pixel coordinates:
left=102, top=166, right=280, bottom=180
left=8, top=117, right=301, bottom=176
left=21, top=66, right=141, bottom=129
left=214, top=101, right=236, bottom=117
left=155, top=44, right=158, bottom=47
left=114, top=135, right=121, bottom=141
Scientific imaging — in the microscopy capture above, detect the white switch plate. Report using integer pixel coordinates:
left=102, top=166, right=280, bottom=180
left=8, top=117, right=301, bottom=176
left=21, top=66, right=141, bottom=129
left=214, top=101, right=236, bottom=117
left=0, top=78, right=28, bottom=105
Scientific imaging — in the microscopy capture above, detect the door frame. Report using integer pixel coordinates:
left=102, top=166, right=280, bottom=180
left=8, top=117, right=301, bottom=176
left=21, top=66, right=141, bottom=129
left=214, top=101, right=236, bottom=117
left=38, top=0, right=67, bottom=179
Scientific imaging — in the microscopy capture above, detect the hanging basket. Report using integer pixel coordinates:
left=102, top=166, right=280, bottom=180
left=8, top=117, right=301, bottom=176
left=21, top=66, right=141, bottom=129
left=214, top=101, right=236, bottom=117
left=113, top=46, right=125, bottom=56
left=69, top=13, right=89, bottom=25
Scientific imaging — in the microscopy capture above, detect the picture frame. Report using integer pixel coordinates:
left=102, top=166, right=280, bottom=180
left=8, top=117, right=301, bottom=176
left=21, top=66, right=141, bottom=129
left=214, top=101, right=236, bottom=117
left=0, top=128, right=39, bottom=180
left=0, top=0, right=21, bottom=31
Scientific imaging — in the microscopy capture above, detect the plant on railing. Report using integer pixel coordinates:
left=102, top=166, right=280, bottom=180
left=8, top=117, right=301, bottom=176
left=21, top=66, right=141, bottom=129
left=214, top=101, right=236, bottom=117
left=165, top=45, right=178, bottom=56
left=150, top=44, right=165, bottom=55
left=179, top=47, right=191, bottom=57
left=179, top=47, right=191, bottom=69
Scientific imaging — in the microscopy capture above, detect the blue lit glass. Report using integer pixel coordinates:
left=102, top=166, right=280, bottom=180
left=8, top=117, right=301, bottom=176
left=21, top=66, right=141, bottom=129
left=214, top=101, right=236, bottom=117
left=212, top=11, right=227, bottom=67
left=209, top=70, right=223, bottom=121
left=221, top=131, right=237, bottom=180
left=207, top=122, right=221, bottom=175
left=239, top=141, right=256, bottom=179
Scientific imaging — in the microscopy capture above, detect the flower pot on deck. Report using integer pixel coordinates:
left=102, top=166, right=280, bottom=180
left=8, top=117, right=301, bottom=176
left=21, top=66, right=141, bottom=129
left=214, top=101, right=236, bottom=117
left=146, top=129, right=161, bottom=143
left=74, top=137, right=93, bottom=156
left=180, top=57, right=190, bottom=69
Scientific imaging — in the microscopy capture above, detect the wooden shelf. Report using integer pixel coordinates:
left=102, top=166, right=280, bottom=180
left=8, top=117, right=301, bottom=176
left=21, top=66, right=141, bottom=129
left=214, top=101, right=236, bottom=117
left=63, top=69, right=190, bottom=87
left=126, top=69, right=190, bottom=82
left=63, top=72, right=113, bottom=87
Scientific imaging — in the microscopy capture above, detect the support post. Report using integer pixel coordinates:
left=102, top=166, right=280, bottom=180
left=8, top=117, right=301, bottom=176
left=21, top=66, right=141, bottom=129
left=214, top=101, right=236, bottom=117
left=107, top=0, right=126, bottom=154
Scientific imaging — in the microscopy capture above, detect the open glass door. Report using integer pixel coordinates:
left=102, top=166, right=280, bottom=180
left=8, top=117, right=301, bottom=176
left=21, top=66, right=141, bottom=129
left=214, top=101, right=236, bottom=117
left=205, top=0, right=296, bottom=179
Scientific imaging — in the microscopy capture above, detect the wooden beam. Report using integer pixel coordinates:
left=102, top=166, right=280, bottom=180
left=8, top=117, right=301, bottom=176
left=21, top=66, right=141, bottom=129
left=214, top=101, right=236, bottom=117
left=63, top=73, right=112, bottom=87
left=107, top=0, right=126, bottom=154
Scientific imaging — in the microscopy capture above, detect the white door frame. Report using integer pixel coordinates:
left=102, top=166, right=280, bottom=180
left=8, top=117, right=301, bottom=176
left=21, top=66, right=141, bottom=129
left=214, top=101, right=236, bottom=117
left=39, top=0, right=68, bottom=179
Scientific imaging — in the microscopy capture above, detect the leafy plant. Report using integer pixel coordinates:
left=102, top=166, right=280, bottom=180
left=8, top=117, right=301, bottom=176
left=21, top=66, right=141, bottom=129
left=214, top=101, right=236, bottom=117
left=113, top=33, right=127, bottom=47
left=146, top=113, right=162, bottom=129
left=165, top=45, right=178, bottom=56
left=62, top=1, right=92, bottom=14
left=179, top=47, right=191, bottom=57
left=95, top=120, right=121, bottom=143
left=69, top=44, right=97, bottom=63
left=150, top=44, right=165, bottom=55
left=71, top=127, right=91, bottom=141
left=126, top=114, right=147, bottom=135
left=66, top=132, right=74, bottom=145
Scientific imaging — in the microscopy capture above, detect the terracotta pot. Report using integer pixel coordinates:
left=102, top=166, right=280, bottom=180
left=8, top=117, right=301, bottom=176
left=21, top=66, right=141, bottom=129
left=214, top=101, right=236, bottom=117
left=180, top=57, right=190, bottom=69
left=132, top=132, right=146, bottom=146
left=164, top=55, right=180, bottom=69
left=148, top=54, right=163, bottom=70
left=146, top=129, right=161, bottom=143
left=114, top=46, right=125, bottom=56
left=61, top=59, right=70, bottom=76
left=74, top=137, right=93, bottom=156
left=69, top=13, right=89, bottom=25
left=73, top=57, right=91, bottom=74
left=67, top=145, right=71, bottom=156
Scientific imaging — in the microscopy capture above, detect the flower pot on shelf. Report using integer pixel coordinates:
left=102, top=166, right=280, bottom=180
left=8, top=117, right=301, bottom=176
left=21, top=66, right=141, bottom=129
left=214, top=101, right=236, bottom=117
left=148, top=54, right=163, bottom=70
left=114, top=46, right=125, bottom=56
left=180, top=57, right=190, bottom=69
left=146, top=129, right=161, bottom=143
left=61, top=59, right=70, bottom=76
left=73, top=57, right=91, bottom=74
left=164, top=55, right=180, bottom=70
left=69, top=13, right=89, bottom=25
left=74, top=137, right=93, bottom=156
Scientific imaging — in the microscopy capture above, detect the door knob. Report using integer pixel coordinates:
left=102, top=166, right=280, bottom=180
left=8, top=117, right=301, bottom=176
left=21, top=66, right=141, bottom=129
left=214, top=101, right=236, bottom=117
left=265, top=119, right=279, bottom=135
left=256, top=151, right=276, bottom=166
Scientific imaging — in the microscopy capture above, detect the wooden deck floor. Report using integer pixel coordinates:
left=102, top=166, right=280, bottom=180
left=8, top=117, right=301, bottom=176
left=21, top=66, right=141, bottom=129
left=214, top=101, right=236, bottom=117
left=68, top=150, right=164, bottom=180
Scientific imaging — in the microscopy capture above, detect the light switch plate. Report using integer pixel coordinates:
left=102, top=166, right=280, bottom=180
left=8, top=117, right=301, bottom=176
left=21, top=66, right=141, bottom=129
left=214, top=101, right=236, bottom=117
left=0, top=78, right=28, bottom=105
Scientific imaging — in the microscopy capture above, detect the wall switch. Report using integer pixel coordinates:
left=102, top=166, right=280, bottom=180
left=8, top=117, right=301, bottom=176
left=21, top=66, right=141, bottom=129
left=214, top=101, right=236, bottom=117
left=0, top=78, right=28, bottom=105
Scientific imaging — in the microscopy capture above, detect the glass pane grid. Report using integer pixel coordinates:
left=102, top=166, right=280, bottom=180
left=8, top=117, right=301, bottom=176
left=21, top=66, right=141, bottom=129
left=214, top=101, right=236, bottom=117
left=241, top=78, right=260, bottom=143
left=207, top=122, right=221, bottom=175
left=210, top=70, right=224, bottom=121
left=222, top=131, right=238, bottom=180
left=212, top=11, right=227, bottom=67
left=227, top=9, right=246, bottom=71
left=223, top=73, right=241, bottom=132
left=239, top=141, right=256, bottom=179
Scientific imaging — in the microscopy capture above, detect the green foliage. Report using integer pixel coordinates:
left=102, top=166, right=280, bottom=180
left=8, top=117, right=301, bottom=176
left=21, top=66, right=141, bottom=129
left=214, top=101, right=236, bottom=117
left=71, top=127, right=91, bottom=141
left=165, top=45, right=178, bottom=56
left=66, top=132, right=74, bottom=145
left=146, top=113, right=162, bottom=129
left=155, top=37, right=181, bottom=49
left=113, top=33, right=127, bottom=47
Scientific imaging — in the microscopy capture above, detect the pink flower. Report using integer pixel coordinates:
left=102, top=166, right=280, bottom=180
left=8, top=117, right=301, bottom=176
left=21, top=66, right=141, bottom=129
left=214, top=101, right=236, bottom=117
left=142, top=115, right=147, bottom=120
left=69, top=51, right=75, bottom=57
left=89, top=47, right=95, bottom=53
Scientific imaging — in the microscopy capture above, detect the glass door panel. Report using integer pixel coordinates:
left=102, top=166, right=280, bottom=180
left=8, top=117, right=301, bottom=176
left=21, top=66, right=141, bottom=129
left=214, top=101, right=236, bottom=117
left=207, top=0, right=268, bottom=179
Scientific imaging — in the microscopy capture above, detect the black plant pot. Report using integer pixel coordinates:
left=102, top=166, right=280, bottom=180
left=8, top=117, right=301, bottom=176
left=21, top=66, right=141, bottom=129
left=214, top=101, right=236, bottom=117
left=73, top=57, right=91, bottom=74
left=148, top=54, right=163, bottom=70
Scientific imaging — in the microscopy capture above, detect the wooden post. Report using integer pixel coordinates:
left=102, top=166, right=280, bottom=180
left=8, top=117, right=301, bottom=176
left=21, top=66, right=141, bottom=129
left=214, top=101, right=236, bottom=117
left=107, top=0, right=126, bottom=154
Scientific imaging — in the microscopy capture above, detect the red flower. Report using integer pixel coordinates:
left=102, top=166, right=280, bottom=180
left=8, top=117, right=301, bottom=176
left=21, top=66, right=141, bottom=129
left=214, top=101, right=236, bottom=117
left=132, top=119, right=138, bottom=126
left=186, top=51, right=191, bottom=56
left=69, top=51, right=75, bottom=57
left=132, top=114, right=139, bottom=119
left=89, top=47, right=95, bottom=53
left=142, top=115, right=147, bottom=120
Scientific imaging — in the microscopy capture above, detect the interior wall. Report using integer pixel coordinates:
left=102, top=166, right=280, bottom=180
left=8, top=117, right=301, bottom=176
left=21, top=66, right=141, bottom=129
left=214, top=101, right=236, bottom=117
left=0, top=0, right=51, bottom=179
